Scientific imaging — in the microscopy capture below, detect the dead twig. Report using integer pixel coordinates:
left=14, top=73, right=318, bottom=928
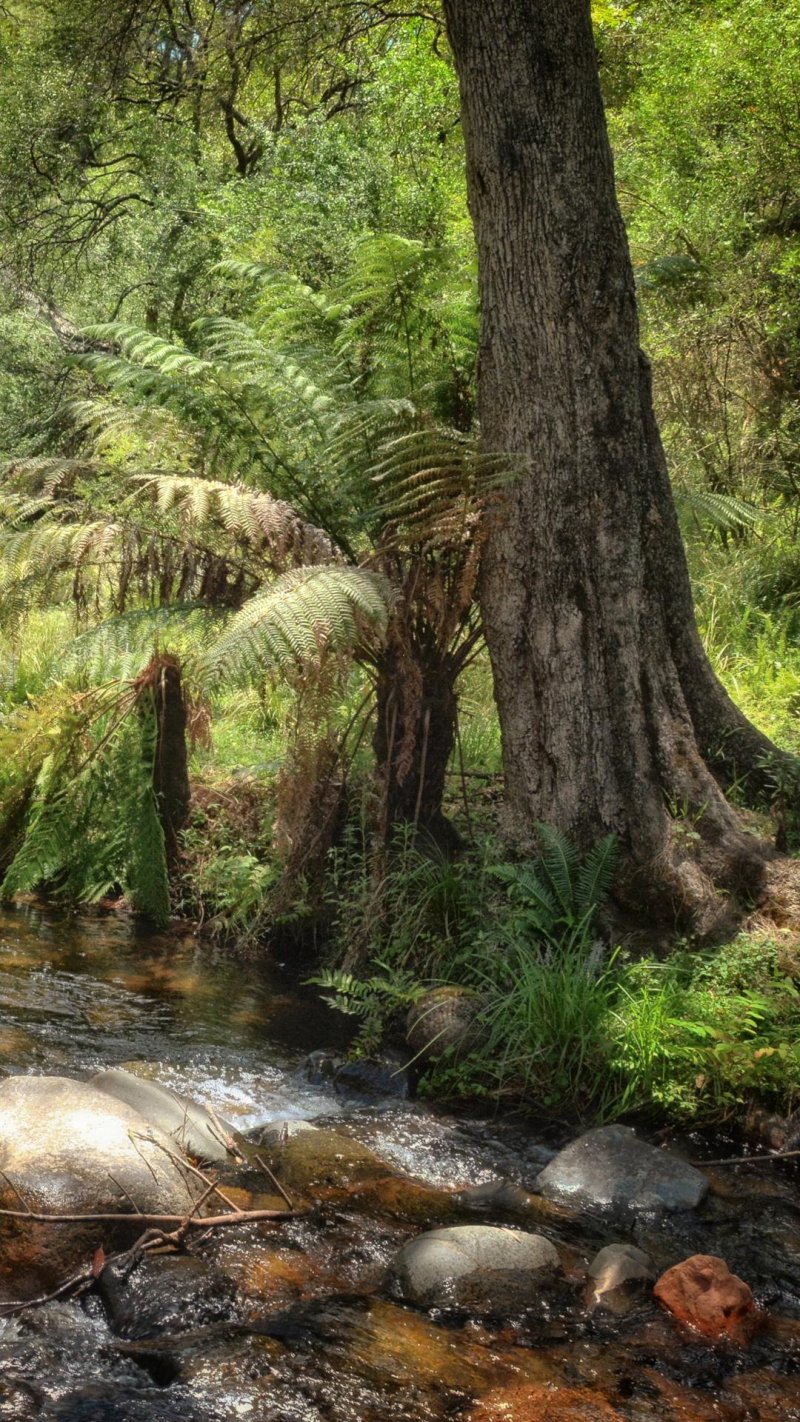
left=0, top=1267, right=95, bottom=1316
left=698, top=1148, right=800, bottom=1167
left=0, top=1206, right=298, bottom=1227
left=147, top=1138, right=241, bottom=1214
left=254, top=1153, right=294, bottom=1210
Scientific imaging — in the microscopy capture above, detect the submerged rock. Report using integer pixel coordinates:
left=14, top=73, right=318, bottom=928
left=0, top=1075, right=198, bottom=1300
left=584, top=1243, right=654, bottom=1313
left=387, top=1224, right=561, bottom=1311
left=468, top=1382, right=624, bottom=1422
left=653, top=1253, right=758, bottom=1345
left=99, top=1254, right=238, bottom=1340
left=333, top=1055, right=412, bottom=1100
left=535, top=1126, right=708, bottom=1221
left=256, top=1117, right=318, bottom=1149
left=89, top=1068, right=240, bottom=1165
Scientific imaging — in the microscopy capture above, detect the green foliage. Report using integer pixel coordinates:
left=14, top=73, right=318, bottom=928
left=609, top=936, right=800, bottom=1119
left=201, top=566, right=392, bottom=686
left=489, top=826, right=618, bottom=952
left=309, top=965, right=423, bottom=1056
left=0, top=683, right=172, bottom=925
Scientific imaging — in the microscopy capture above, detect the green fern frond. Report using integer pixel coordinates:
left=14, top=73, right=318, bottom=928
left=80, top=324, right=211, bottom=378
left=536, top=823, right=581, bottom=914
left=574, top=835, right=618, bottom=917
left=201, top=565, right=391, bottom=684
left=680, top=488, right=762, bottom=532
left=63, top=605, right=220, bottom=680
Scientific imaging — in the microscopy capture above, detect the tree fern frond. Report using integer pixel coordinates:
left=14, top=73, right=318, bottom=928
left=133, top=473, right=340, bottom=568
left=63, top=605, right=220, bottom=680
left=201, top=566, right=391, bottom=684
left=680, top=488, right=762, bottom=532
left=80, top=324, right=212, bottom=378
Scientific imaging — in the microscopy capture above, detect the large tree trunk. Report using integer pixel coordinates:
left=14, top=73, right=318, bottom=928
left=442, top=0, right=792, bottom=930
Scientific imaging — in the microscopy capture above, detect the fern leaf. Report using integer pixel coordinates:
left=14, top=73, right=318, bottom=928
left=201, top=566, right=391, bottom=684
left=536, top=823, right=581, bottom=915
left=574, top=835, right=618, bottom=917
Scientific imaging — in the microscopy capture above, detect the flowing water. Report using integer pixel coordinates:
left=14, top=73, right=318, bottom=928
left=1, top=903, right=800, bottom=1421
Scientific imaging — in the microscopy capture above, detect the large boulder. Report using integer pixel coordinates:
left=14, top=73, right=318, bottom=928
left=387, top=1224, right=561, bottom=1311
left=535, top=1126, right=708, bottom=1221
left=89, top=1068, right=240, bottom=1165
left=0, top=1075, right=199, bottom=1300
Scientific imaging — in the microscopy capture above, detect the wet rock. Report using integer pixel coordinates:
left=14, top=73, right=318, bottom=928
left=406, top=986, right=483, bottom=1063
left=388, top=1224, right=561, bottom=1311
left=90, top=1068, right=240, bottom=1165
left=333, top=1055, right=411, bottom=1100
left=585, top=1243, right=654, bottom=1312
left=653, top=1254, right=758, bottom=1345
left=453, top=1179, right=543, bottom=1216
left=535, top=1126, right=708, bottom=1221
left=256, top=1117, right=318, bottom=1149
left=301, top=1049, right=342, bottom=1085
left=99, top=1254, right=238, bottom=1339
left=265, top=1125, right=390, bottom=1194
left=0, top=1075, right=198, bottom=1300
left=49, top=1383, right=219, bottom=1420
left=468, top=1382, right=624, bottom=1421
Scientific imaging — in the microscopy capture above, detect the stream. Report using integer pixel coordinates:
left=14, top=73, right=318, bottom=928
left=1, top=903, right=800, bottom=1421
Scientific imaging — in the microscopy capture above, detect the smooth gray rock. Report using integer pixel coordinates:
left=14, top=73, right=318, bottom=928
left=90, top=1068, right=239, bottom=1165
left=535, top=1125, right=708, bottom=1220
left=388, top=1224, right=561, bottom=1311
left=0, top=1075, right=198, bottom=1299
left=585, top=1242, right=654, bottom=1313
left=257, top=1117, right=318, bottom=1148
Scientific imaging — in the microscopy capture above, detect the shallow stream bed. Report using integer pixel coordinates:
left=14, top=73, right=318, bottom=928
left=1, top=904, right=800, bottom=1421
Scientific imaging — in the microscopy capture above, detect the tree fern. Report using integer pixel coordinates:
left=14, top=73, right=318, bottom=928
left=125, top=696, right=171, bottom=927
left=201, top=566, right=392, bottom=684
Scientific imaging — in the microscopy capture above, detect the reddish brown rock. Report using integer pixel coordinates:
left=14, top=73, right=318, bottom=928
left=468, top=1383, right=623, bottom=1422
left=653, top=1254, right=758, bottom=1345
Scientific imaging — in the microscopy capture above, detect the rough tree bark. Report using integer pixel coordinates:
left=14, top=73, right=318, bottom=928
left=137, top=654, right=191, bottom=873
left=442, top=0, right=796, bottom=930
left=373, top=635, right=461, bottom=852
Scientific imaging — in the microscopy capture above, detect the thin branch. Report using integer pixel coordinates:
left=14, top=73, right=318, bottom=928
left=0, top=1206, right=298, bottom=1226
left=698, top=1148, right=800, bottom=1166
left=254, top=1153, right=293, bottom=1210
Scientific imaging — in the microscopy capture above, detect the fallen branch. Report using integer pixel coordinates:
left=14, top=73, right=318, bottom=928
left=699, top=1148, right=800, bottom=1167
left=0, top=1205, right=298, bottom=1227
left=254, top=1152, right=294, bottom=1210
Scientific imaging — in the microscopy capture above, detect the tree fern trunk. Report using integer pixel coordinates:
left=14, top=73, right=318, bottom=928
left=137, top=655, right=191, bottom=874
left=373, top=637, right=461, bottom=852
left=442, top=0, right=790, bottom=932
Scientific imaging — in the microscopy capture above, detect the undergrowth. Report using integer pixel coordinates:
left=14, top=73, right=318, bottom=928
left=314, top=824, right=800, bottom=1126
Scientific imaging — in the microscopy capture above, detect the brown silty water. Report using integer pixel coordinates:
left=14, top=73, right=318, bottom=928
left=0, top=903, right=799, bottom=1421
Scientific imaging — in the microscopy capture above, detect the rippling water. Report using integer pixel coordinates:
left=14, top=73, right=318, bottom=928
left=2, top=902, right=800, bottom=1422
